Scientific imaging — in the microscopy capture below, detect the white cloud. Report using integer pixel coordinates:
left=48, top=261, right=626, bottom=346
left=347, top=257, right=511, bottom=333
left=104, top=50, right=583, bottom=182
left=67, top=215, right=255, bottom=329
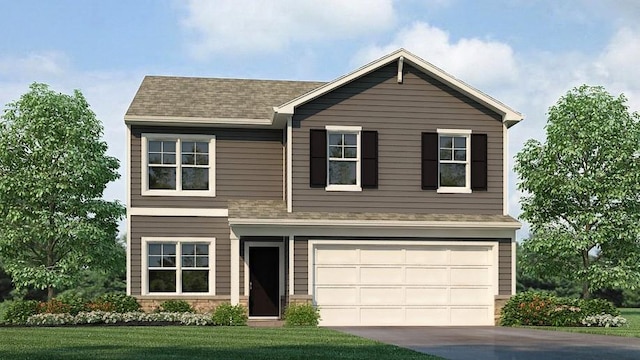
left=180, top=0, right=396, bottom=57
left=0, top=51, right=69, bottom=79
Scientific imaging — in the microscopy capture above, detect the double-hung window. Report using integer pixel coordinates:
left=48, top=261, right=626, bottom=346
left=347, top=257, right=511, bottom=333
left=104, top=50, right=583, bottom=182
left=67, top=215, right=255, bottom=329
left=437, top=129, right=471, bottom=193
left=144, top=238, right=214, bottom=295
left=142, top=134, right=215, bottom=196
left=326, top=126, right=361, bottom=191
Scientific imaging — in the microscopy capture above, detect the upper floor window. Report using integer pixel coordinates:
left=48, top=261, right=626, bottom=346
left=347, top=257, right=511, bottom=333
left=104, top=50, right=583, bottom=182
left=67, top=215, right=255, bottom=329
left=326, top=126, right=361, bottom=191
left=141, top=134, right=215, bottom=196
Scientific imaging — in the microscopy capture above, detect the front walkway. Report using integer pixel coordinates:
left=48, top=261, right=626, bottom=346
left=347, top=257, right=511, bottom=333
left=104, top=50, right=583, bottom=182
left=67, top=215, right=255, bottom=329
left=334, top=326, right=640, bottom=360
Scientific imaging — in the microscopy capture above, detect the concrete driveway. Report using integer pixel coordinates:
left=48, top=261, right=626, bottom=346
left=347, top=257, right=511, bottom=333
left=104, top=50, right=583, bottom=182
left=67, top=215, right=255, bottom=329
left=334, top=326, right=640, bottom=360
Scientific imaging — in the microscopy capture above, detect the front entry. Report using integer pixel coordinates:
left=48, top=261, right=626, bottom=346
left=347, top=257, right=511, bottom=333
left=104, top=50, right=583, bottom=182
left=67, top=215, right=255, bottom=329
left=249, top=247, right=279, bottom=317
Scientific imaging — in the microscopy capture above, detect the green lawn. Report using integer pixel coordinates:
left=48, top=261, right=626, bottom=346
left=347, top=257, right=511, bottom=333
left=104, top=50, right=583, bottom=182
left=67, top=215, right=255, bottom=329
left=0, top=326, right=441, bottom=360
left=539, top=308, right=640, bottom=338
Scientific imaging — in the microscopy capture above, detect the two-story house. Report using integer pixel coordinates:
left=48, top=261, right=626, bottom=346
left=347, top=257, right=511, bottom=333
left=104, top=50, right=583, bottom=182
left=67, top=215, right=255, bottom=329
left=125, top=49, right=522, bottom=326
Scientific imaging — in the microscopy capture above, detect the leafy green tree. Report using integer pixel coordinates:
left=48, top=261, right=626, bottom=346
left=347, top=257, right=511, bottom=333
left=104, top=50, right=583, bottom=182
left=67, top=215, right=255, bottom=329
left=515, top=85, right=640, bottom=299
left=0, top=83, right=125, bottom=300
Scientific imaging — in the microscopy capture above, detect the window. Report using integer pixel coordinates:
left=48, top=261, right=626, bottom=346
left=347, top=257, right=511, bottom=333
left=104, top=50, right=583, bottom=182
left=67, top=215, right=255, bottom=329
left=142, top=134, right=215, bottom=196
left=437, top=129, right=470, bottom=192
left=326, top=126, right=361, bottom=191
left=144, top=237, right=215, bottom=295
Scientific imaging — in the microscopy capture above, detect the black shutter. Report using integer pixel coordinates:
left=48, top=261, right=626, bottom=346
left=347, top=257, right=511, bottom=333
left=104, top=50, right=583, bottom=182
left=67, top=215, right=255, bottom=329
left=361, top=131, right=378, bottom=189
left=421, top=132, right=438, bottom=190
left=471, top=133, right=488, bottom=191
left=309, top=129, right=327, bottom=187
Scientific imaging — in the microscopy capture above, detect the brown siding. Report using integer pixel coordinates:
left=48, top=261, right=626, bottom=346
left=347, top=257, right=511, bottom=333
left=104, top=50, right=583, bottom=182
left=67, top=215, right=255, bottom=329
left=499, top=239, right=512, bottom=295
left=130, top=216, right=231, bottom=296
left=293, top=238, right=309, bottom=295
left=131, top=126, right=283, bottom=208
left=291, top=63, right=504, bottom=214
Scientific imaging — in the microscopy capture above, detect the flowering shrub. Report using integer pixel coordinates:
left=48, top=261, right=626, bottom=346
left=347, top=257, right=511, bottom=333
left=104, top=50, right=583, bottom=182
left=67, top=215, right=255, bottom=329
left=24, top=311, right=214, bottom=326
left=582, top=314, right=627, bottom=327
left=26, top=313, right=75, bottom=326
left=38, top=299, right=72, bottom=314
left=501, top=290, right=621, bottom=327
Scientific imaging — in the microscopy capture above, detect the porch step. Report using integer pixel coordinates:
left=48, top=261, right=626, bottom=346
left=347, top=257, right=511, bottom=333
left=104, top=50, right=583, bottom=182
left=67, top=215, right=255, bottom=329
left=247, top=319, right=284, bottom=328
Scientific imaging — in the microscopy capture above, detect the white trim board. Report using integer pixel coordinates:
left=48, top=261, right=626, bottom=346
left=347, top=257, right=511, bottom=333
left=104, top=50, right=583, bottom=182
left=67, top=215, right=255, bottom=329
left=129, top=208, right=228, bottom=217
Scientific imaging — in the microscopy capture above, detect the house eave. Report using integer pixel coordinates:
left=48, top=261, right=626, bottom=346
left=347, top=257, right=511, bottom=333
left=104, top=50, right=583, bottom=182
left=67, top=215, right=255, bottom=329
left=228, top=218, right=522, bottom=230
left=124, top=115, right=286, bottom=128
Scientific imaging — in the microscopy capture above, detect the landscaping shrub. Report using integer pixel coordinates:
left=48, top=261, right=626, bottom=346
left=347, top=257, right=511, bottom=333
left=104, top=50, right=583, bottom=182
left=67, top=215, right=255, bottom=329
left=25, top=311, right=214, bottom=326
left=92, top=293, right=141, bottom=313
left=581, top=314, right=627, bottom=327
left=159, top=299, right=194, bottom=313
left=56, top=294, right=90, bottom=315
left=212, top=303, right=247, bottom=326
left=283, top=303, right=320, bottom=327
left=2, top=300, right=39, bottom=324
left=501, top=290, right=622, bottom=327
left=38, top=299, right=72, bottom=314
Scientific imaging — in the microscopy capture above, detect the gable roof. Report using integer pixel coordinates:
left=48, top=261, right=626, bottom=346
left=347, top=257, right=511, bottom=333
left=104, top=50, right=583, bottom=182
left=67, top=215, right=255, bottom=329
left=274, top=49, right=523, bottom=127
left=125, top=76, right=324, bottom=126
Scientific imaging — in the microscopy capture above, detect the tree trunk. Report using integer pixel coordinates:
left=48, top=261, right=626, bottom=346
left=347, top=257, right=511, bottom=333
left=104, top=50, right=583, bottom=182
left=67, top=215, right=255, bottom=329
left=47, top=286, right=54, bottom=301
left=581, top=249, right=591, bottom=299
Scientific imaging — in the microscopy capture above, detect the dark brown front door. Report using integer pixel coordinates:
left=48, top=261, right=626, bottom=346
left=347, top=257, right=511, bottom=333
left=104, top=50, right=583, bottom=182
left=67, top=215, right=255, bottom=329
left=249, top=247, right=279, bottom=316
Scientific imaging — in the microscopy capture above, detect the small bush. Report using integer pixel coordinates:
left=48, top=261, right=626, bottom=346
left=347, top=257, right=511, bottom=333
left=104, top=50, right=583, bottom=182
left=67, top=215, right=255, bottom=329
left=582, top=314, right=627, bottom=327
left=212, top=303, right=247, bottom=326
left=2, top=300, right=39, bottom=324
left=56, top=294, right=90, bottom=315
left=159, top=299, right=194, bottom=313
left=94, top=293, right=141, bottom=313
left=25, top=311, right=214, bottom=326
left=284, top=303, right=320, bottom=327
left=38, top=299, right=72, bottom=314
left=579, top=298, right=620, bottom=317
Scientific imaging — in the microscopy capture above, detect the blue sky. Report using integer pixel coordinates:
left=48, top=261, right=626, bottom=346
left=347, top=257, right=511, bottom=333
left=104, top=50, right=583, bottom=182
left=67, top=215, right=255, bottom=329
left=2, top=0, right=640, bottom=238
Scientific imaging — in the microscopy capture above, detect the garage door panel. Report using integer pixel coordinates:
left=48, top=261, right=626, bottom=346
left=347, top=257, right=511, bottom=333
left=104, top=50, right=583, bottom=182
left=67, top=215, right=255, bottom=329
left=360, top=287, right=403, bottom=305
left=406, top=267, right=448, bottom=285
left=360, top=248, right=403, bottom=264
left=316, top=247, right=358, bottom=264
left=451, top=267, right=491, bottom=285
left=316, top=287, right=358, bottom=305
left=451, top=307, right=492, bottom=325
left=405, top=287, right=448, bottom=305
left=319, top=307, right=359, bottom=325
left=316, top=266, right=357, bottom=284
left=450, top=247, right=491, bottom=265
left=450, top=287, right=492, bottom=305
left=360, top=266, right=403, bottom=284
left=405, top=247, right=448, bottom=265
left=360, top=307, right=404, bottom=325
left=405, top=307, right=449, bottom=325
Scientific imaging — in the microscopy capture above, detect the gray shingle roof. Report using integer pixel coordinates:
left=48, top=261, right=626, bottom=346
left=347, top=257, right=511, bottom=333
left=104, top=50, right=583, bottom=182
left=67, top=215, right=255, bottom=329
left=228, top=199, right=520, bottom=224
left=125, top=76, right=326, bottom=119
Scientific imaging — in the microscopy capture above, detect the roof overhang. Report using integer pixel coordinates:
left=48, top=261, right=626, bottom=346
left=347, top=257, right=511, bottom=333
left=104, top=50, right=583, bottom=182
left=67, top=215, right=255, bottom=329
left=124, top=115, right=286, bottom=128
left=273, top=48, right=523, bottom=128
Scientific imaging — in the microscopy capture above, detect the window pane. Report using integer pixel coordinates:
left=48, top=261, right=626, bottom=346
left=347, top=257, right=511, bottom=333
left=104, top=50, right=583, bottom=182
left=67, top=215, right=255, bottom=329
left=182, top=270, right=208, bottom=292
left=454, top=150, right=466, bottom=161
left=195, top=244, right=209, bottom=255
left=148, top=244, right=162, bottom=255
left=182, top=168, right=209, bottom=190
left=440, top=136, right=452, bottom=148
left=148, top=255, right=162, bottom=267
left=149, top=167, right=176, bottom=190
left=344, top=147, right=357, bottom=158
left=148, top=153, right=162, bottom=164
left=163, top=141, right=176, bottom=152
left=182, top=154, right=195, bottom=165
left=439, top=149, right=452, bottom=161
left=196, top=257, right=209, bottom=267
left=182, top=256, right=195, bottom=268
left=329, top=145, right=342, bottom=158
left=329, top=134, right=342, bottom=145
left=162, top=256, right=176, bottom=267
left=440, top=163, right=466, bottom=187
left=182, top=141, right=195, bottom=153
left=329, top=161, right=356, bottom=185
left=148, top=141, right=162, bottom=152
left=163, top=154, right=176, bottom=165
left=195, top=142, right=208, bottom=153
left=182, top=244, right=196, bottom=256
left=164, top=244, right=176, bottom=255
left=454, top=136, right=466, bottom=148
left=149, top=270, right=176, bottom=293
left=196, top=154, right=209, bottom=165
left=344, top=134, right=357, bottom=145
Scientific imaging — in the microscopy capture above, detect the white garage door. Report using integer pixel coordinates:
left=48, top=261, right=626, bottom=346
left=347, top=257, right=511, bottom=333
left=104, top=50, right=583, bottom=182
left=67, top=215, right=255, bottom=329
left=313, top=242, right=496, bottom=326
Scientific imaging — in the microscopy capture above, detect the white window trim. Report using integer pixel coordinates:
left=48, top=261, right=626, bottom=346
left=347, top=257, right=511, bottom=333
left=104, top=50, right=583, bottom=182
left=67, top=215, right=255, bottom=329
left=325, top=125, right=362, bottom=192
left=141, top=237, right=216, bottom=296
left=141, top=133, right=216, bottom=197
left=437, top=128, right=472, bottom=194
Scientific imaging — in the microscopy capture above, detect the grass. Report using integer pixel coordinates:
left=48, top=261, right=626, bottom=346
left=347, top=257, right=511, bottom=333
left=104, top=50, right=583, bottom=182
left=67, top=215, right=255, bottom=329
left=0, top=326, right=441, bottom=360
left=534, top=308, right=640, bottom=338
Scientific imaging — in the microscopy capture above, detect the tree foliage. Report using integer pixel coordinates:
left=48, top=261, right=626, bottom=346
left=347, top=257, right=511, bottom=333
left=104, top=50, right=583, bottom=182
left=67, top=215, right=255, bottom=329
left=0, top=83, right=125, bottom=299
left=515, top=85, right=640, bottom=298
